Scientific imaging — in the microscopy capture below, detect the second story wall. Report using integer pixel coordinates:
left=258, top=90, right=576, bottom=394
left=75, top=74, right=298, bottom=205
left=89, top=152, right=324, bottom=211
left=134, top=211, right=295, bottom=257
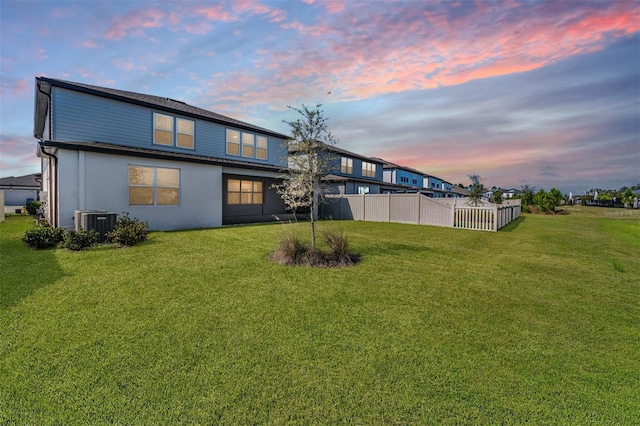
left=425, top=176, right=443, bottom=190
left=51, top=87, right=288, bottom=168
left=328, top=152, right=383, bottom=182
left=387, top=168, right=424, bottom=187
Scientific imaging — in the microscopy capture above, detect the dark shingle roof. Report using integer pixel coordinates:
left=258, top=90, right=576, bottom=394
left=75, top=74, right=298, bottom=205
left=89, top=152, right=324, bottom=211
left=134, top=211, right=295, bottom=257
left=0, top=173, right=41, bottom=188
left=38, top=141, right=284, bottom=173
left=36, top=77, right=288, bottom=139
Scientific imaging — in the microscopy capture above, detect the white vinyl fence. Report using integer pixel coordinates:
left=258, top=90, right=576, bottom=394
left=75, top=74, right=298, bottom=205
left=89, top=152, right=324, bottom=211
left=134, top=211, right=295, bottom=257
left=0, top=191, right=4, bottom=223
left=322, top=193, right=521, bottom=232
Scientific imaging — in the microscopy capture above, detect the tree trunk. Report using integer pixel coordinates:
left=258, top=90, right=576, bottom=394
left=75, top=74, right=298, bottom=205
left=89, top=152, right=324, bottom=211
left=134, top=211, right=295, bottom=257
left=310, top=188, right=318, bottom=251
left=310, top=211, right=316, bottom=251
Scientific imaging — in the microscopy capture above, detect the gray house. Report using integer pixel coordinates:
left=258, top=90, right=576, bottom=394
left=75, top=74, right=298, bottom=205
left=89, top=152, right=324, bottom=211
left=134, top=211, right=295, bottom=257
left=0, top=173, right=41, bottom=207
left=34, top=77, right=293, bottom=230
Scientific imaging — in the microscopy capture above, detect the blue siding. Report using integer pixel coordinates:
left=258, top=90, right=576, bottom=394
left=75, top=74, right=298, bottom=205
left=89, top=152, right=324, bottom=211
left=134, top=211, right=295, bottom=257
left=428, top=177, right=443, bottom=189
left=329, top=153, right=384, bottom=183
left=52, top=87, right=287, bottom=168
left=396, top=169, right=424, bottom=187
left=53, top=87, right=150, bottom=145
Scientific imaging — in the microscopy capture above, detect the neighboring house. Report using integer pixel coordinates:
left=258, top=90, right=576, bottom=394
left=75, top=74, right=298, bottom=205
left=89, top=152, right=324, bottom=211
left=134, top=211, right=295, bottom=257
left=373, top=158, right=454, bottom=197
left=501, top=188, right=520, bottom=199
left=34, top=77, right=291, bottom=230
left=377, top=159, right=424, bottom=191
left=423, top=175, right=453, bottom=198
left=288, top=143, right=389, bottom=195
left=450, top=185, right=471, bottom=198
left=325, top=145, right=386, bottom=195
left=0, top=173, right=41, bottom=207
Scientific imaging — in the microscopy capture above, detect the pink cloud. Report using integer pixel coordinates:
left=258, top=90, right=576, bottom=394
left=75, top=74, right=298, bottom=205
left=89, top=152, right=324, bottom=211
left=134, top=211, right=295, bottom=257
left=207, top=0, right=639, bottom=109
left=0, top=134, right=40, bottom=176
left=112, top=58, right=147, bottom=71
left=326, top=1, right=346, bottom=14
left=104, top=8, right=165, bottom=40
left=82, top=40, right=98, bottom=48
left=194, top=4, right=233, bottom=21
left=0, top=77, right=30, bottom=97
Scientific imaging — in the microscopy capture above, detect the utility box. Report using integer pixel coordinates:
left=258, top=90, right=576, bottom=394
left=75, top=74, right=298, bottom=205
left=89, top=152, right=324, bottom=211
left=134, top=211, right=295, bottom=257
left=74, top=210, right=117, bottom=242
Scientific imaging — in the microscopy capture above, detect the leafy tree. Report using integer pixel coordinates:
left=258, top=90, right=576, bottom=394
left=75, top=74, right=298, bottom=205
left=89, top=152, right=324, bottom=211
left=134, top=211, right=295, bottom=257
left=548, top=188, right=563, bottom=211
left=277, top=104, right=336, bottom=251
left=491, top=190, right=503, bottom=204
left=467, top=174, right=485, bottom=206
left=533, top=188, right=563, bottom=212
left=621, top=188, right=635, bottom=208
left=520, top=184, right=536, bottom=206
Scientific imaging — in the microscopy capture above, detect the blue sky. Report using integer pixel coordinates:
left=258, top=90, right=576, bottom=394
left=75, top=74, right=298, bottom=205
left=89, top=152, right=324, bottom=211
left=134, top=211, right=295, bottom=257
left=1, top=0, right=638, bottom=193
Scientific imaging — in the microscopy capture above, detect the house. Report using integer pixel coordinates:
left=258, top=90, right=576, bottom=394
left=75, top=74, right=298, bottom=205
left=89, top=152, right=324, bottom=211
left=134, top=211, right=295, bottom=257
left=34, top=77, right=292, bottom=230
left=501, top=188, right=520, bottom=199
left=423, top=175, right=453, bottom=198
left=378, top=159, right=424, bottom=192
left=450, top=185, right=470, bottom=198
left=0, top=173, right=41, bottom=208
left=287, top=143, right=393, bottom=195
left=371, top=158, right=454, bottom=198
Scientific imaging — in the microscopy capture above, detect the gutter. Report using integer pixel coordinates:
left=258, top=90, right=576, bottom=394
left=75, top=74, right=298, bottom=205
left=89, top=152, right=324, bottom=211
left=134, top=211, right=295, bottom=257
left=37, top=144, right=58, bottom=227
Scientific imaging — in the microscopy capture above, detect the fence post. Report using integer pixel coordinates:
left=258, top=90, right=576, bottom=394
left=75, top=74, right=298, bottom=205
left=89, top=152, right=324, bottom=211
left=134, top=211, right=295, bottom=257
left=451, top=204, right=456, bottom=227
left=417, top=192, right=421, bottom=225
left=362, top=193, right=366, bottom=221
left=493, top=205, right=498, bottom=231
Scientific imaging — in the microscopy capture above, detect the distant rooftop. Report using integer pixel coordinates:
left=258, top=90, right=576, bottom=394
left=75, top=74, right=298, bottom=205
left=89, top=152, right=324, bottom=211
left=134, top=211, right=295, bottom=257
left=0, top=173, right=41, bottom=188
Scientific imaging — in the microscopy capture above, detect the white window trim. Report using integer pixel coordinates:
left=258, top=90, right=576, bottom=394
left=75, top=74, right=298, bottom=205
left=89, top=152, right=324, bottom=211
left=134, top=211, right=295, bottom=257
left=128, top=165, right=180, bottom=206
left=154, top=113, right=195, bottom=150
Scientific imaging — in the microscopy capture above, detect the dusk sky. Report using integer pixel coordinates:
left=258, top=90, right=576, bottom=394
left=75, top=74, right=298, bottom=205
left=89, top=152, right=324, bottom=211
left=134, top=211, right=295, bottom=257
left=1, top=0, right=639, bottom=193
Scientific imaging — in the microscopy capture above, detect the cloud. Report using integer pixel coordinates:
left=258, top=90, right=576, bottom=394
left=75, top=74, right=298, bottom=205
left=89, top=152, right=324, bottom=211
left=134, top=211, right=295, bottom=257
left=193, top=4, right=234, bottom=22
left=0, top=134, right=40, bottom=177
left=322, top=35, right=640, bottom=193
left=104, top=8, right=165, bottom=40
left=0, top=77, right=30, bottom=96
left=206, top=0, right=639, bottom=109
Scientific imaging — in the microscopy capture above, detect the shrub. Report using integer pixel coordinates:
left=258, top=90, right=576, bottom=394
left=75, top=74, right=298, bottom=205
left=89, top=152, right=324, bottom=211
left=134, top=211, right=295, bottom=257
left=269, top=234, right=308, bottom=265
left=23, top=224, right=65, bottom=249
left=269, top=231, right=358, bottom=267
left=61, top=228, right=98, bottom=251
left=325, top=231, right=355, bottom=265
left=107, top=213, right=149, bottom=247
left=26, top=200, right=41, bottom=215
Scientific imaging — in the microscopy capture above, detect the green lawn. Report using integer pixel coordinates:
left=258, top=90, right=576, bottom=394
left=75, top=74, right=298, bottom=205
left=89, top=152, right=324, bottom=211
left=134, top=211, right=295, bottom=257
left=1, top=207, right=638, bottom=424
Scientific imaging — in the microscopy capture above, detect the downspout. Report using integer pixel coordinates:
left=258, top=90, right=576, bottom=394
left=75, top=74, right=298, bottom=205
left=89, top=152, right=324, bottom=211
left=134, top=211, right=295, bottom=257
left=38, top=145, right=58, bottom=227
left=36, top=82, right=58, bottom=226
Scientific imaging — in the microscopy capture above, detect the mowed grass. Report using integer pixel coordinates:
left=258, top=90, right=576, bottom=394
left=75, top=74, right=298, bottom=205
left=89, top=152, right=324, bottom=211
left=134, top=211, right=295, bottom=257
left=1, top=207, right=638, bottom=424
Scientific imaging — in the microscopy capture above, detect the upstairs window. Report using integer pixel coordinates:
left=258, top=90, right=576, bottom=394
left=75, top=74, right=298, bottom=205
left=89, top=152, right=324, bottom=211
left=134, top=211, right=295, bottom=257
left=154, top=113, right=194, bottom=149
left=242, top=132, right=255, bottom=157
left=227, top=129, right=240, bottom=155
left=227, top=129, right=268, bottom=160
left=362, top=161, right=377, bottom=178
left=341, top=157, right=353, bottom=174
left=177, top=118, right=194, bottom=149
left=256, top=136, right=268, bottom=160
left=154, top=113, right=173, bottom=146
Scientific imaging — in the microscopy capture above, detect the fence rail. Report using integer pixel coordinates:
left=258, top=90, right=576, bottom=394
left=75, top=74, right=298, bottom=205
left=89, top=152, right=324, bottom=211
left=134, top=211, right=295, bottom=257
left=322, top=193, right=521, bottom=232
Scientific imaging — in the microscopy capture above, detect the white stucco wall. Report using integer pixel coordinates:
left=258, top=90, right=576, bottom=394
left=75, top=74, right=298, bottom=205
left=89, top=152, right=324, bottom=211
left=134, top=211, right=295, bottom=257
left=57, top=150, right=223, bottom=230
